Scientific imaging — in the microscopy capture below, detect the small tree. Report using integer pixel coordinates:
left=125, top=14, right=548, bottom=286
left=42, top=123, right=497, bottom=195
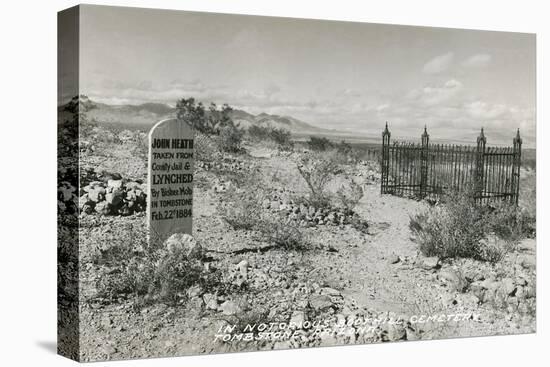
left=218, top=125, right=244, bottom=153
left=297, top=156, right=342, bottom=207
left=177, top=98, right=244, bottom=153
left=307, top=136, right=333, bottom=151
left=336, top=140, right=353, bottom=155
left=176, top=98, right=210, bottom=133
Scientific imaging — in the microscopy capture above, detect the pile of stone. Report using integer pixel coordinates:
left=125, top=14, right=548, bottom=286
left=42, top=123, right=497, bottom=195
left=469, top=274, right=535, bottom=314
left=79, top=178, right=147, bottom=216
left=261, top=193, right=357, bottom=227
left=421, top=256, right=536, bottom=315
left=196, top=157, right=253, bottom=172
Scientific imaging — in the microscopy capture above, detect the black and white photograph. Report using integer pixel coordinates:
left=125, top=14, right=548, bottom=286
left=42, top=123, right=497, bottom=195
left=55, top=4, right=538, bottom=362
left=4, top=1, right=549, bottom=366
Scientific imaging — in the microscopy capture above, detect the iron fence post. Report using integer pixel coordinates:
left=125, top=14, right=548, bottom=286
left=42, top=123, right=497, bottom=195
left=512, top=129, right=522, bottom=204
left=475, top=128, right=487, bottom=202
left=420, top=126, right=429, bottom=199
left=381, top=122, right=391, bottom=194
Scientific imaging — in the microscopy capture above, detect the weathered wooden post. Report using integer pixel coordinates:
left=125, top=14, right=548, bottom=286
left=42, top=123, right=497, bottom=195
left=147, top=118, right=194, bottom=246
left=512, top=129, right=522, bottom=204
left=475, top=128, right=487, bottom=202
left=420, top=126, right=429, bottom=199
left=381, top=122, right=391, bottom=194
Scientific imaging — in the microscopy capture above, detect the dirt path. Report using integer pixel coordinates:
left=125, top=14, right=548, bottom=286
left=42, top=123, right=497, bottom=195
left=336, top=185, right=431, bottom=314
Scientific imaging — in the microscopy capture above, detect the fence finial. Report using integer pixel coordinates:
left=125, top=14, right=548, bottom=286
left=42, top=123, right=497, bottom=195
left=514, top=128, right=522, bottom=145
left=383, top=122, right=390, bottom=137
left=421, top=125, right=429, bottom=146
left=477, top=127, right=486, bottom=144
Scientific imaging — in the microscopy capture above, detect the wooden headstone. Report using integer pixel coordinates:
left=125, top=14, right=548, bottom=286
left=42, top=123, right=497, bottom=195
left=147, top=118, right=194, bottom=245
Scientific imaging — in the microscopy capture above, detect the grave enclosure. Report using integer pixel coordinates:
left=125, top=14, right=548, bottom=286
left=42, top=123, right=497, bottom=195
left=147, top=118, right=195, bottom=245
left=380, top=124, right=522, bottom=203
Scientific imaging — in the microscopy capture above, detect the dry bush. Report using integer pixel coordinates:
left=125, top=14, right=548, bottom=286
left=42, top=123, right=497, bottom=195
left=134, top=133, right=149, bottom=161
left=248, top=125, right=293, bottom=150
left=95, top=245, right=223, bottom=306
left=217, top=125, right=245, bottom=153
left=410, top=189, right=533, bottom=263
left=335, top=178, right=364, bottom=212
left=257, top=220, right=308, bottom=251
left=307, top=136, right=333, bottom=151
left=296, top=154, right=343, bottom=208
left=220, top=190, right=263, bottom=231
left=487, top=200, right=536, bottom=241
left=518, top=169, right=536, bottom=236
left=218, top=185, right=309, bottom=250
left=410, top=205, right=490, bottom=262
left=154, top=247, right=220, bottom=305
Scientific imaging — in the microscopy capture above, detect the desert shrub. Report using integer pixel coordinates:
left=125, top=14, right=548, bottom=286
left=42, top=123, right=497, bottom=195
left=324, top=148, right=353, bottom=167
left=248, top=125, right=269, bottom=140
left=297, top=155, right=343, bottom=208
left=487, top=201, right=536, bottom=240
left=307, top=136, right=333, bottom=151
left=335, top=179, right=364, bottom=212
left=154, top=247, right=213, bottom=305
left=220, top=190, right=263, bottom=230
left=217, top=126, right=245, bottom=153
left=409, top=204, right=489, bottom=261
left=134, top=133, right=149, bottom=161
left=176, top=98, right=242, bottom=154
left=336, top=140, right=353, bottom=156
left=95, top=245, right=223, bottom=306
left=95, top=256, right=155, bottom=301
left=248, top=125, right=293, bottom=150
left=410, top=189, right=533, bottom=262
left=257, top=220, right=308, bottom=251
left=176, top=98, right=210, bottom=134
left=269, top=127, right=292, bottom=146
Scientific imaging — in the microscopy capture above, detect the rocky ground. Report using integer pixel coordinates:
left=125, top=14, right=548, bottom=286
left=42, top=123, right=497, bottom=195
left=59, top=126, right=536, bottom=361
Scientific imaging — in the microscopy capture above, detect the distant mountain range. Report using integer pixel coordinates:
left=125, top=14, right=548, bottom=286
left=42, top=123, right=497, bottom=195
left=78, top=97, right=336, bottom=136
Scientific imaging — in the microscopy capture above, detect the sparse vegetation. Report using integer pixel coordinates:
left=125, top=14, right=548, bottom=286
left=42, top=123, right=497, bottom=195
left=248, top=125, right=293, bottom=150
left=176, top=98, right=244, bottom=153
left=65, top=93, right=536, bottom=359
left=336, top=140, right=353, bottom=156
left=410, top=189, right=534, bottom=262
left=307, top=136, right=333, bottom=151
left=95, top=245, right=223, bottom=306
left=217, top=125, right=245, bottom=153
left=297, top=155, right=343, bottom=208
left=335, top=179, right=364, bottom=212
left=257, top=220, right=308, bottom=251
left=220, top=193, right=309, bottom=251
left=220, top=189, right=264, bottom=231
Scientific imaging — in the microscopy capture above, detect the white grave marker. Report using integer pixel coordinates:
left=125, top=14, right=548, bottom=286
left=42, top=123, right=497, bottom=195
left=147, top=118, right=194, bottom=245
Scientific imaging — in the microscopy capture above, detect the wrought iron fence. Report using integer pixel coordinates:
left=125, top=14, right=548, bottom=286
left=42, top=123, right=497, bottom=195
left=380, top=124, right=522, bottom=203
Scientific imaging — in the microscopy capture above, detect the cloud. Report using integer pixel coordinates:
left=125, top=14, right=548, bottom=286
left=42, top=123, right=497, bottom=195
left=100, top=79, right=154, bottom=91
left=422, top=52, right=454, bottom=74
left=263, top=84, right=281, bottom=97
left=462, top=54, right=492, bottom=68
left=342, top=88, right=362, bottom=97
left=376, top=103, right=390, bottom=112
left=408, top=79, right=463, bottom=106
left=465, top=101, right=508, bottom=119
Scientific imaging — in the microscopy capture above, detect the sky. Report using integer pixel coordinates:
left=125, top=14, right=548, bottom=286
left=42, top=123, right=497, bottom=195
left=79, top=5, right=536, bottom=146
